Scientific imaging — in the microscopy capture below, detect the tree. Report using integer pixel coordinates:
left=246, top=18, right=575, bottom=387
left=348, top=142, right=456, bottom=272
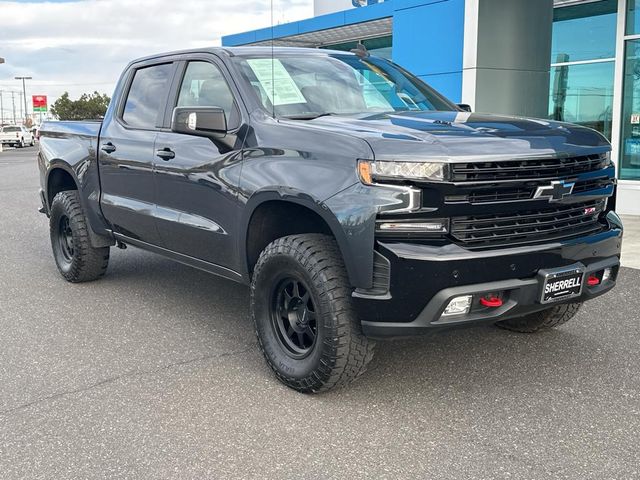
left=50, top=91, right=111, bottom=120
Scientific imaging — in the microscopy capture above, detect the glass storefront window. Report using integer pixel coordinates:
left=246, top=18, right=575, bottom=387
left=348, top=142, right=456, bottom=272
left=627, top=0, right=640, bottom=35
left=549, top=61, right=614, bottom=140
left=552, top=0, right=617, bottom=63
left=620, top=39, right=640, bottom=180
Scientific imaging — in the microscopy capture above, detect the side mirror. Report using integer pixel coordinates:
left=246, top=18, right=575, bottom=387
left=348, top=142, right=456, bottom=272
left=457, top=103, right=472, bottom=112
left=171, top=106, right=227, bottom=136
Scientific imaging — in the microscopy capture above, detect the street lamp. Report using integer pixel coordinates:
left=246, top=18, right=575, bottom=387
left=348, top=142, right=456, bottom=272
left=15, top=76, right=32, bottom=124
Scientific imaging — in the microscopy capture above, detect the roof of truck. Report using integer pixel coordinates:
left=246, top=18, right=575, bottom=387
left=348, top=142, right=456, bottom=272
left=129, top=46, right=356, bottom=65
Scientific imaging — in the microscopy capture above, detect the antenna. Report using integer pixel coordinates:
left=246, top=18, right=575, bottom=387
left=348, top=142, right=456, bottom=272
left=270, top=0, right=275, bottom=118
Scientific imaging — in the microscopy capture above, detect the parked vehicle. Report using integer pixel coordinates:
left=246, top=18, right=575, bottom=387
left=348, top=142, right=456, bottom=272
left=37, top=47, right=623, bottom=392
left=1, top=125, right=35, bottom=148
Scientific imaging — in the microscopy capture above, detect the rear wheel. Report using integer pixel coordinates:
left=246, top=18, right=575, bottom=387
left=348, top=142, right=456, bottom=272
left=50, top=190, right=110, bottom=282
left=251, top=234, right=375, bottom=393
left=495, top=303, right=582, bottom=333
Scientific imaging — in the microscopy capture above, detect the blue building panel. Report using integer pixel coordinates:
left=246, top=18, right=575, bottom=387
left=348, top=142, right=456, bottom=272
left=392, top=0, right=465, bottom=77
left=221, top=0, right=467, bottom=102
left=418, top=72, right=463, bottom=103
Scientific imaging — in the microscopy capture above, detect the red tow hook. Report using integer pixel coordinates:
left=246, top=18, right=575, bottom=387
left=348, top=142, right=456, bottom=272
left=480, top=296, right=503, bottom=308
left=587, top=275, right=600, bottom=286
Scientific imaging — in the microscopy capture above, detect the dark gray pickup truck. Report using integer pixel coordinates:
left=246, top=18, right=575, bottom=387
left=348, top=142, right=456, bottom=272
left=38, top=47, right=623, bottom=392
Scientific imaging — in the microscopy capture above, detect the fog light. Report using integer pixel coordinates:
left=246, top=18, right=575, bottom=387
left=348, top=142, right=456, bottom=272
left=377, top=221, right=447, bottom=233
left=602, top=267, right=612, bottom=283
left=442, top=295, right=473, bottom=316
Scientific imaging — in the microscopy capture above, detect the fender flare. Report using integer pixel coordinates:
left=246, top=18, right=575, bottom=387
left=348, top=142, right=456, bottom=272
left=240, top=187, right=361, bottom=286
left=46, top=161, right=115, bottom=248
left=45, top=160, right=81, bottom=208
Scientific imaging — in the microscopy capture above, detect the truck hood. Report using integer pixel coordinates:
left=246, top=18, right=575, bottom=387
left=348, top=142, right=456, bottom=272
left=305, top=111, right=610, bottom=161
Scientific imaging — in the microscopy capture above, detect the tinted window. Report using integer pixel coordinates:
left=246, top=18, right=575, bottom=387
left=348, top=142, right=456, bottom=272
left=122, top=63, right=173, bottom=129
left=548, top=61, right=614, bottom=140
left=552, top=0, right=617, bottom=63
left=3, top=127, right=20, bottom=132
left=177, top=61, right=239, bottom=129
left=628, top=0, right=640, bottom=35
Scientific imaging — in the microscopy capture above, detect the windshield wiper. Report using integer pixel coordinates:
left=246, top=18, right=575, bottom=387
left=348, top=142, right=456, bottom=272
left=282, top=112, right=339, bottom=120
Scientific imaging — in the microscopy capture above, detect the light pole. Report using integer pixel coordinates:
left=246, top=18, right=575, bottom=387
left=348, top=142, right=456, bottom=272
left=15, top=76, right=32, bottom=124
left=0, top=59, right=4, bottom=125
left=11, top=92, right=16, bottom=124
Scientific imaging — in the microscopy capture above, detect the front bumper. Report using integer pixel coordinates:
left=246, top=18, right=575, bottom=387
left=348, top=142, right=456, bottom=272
left=356, top=212, right=623, bottom=337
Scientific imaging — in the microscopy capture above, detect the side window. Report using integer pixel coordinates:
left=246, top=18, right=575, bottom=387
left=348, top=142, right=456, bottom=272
left=177, top=61, right=239, bottom=129
left=122, top=63, right=173, bottom=129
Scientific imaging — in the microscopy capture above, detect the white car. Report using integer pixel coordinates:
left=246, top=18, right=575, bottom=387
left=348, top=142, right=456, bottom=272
left=0, top=125, right=35, bottom=148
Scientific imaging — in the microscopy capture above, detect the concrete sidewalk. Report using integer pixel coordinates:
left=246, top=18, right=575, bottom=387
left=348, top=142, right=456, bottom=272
left=621, top=215, right=639, bottom=269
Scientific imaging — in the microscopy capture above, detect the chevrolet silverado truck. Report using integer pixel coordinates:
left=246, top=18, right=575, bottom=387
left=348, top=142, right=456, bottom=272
left=38, top=47, right=623, bottom=392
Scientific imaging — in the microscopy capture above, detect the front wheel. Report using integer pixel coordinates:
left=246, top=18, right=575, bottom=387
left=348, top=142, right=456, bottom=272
left=495, top=303, right=582, bottom=333
left=50, top=190, right=110, bottom=282
left=251, top=234, right=375, bottom=393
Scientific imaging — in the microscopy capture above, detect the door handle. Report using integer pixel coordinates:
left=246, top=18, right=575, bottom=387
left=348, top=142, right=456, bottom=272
left=156, top=148, right=175, bottom=161
left=101, top=142, right=116, bottom=154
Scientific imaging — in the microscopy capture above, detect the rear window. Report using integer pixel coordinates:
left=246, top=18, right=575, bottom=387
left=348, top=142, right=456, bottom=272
left=122, top=63, right=173, bottom=129
left=2, top=127, right=20, bottom=132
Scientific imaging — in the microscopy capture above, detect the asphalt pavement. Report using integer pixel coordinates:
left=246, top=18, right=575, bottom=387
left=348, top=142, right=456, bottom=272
left=0, top=147, right=638, bottom=479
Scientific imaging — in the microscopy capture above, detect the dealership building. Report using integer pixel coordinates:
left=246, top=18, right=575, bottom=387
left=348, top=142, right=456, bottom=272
left=223, top=0, right=640, bottom=214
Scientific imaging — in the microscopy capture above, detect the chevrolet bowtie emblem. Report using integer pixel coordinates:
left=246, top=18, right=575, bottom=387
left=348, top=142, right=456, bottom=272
left=534, top=180, right=575, bottom=202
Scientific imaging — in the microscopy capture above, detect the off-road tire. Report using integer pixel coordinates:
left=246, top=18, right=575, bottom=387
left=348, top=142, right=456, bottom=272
left=50, top=190, right=110, bottom=282
left=251, top=234, right=375, bottom=393
left=495, top=302, right=582, bottom=333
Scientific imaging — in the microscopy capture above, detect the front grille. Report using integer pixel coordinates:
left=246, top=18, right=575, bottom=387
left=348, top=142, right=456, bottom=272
left=445, top=177, right=614, bottom=205
left=451, top=200, right=606, bottom=249
left=451, top=154, right=608, bottom=182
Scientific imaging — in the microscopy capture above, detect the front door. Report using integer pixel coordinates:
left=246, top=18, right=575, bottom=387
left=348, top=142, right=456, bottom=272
left=99, top=61, right=175, bottom=244
left=153, top=59, right=245, bottom=269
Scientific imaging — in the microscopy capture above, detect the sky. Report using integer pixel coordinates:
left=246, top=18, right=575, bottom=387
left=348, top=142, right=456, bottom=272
left=0, top=0, right=313, bottom=122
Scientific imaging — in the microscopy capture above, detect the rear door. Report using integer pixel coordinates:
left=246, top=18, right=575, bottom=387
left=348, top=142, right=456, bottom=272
left=98, top=61, right=176, bottom=244
left=153, top=57, right=245, bottom=269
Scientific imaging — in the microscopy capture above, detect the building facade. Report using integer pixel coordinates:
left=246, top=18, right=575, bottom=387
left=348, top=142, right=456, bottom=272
left=223, top=0, right=640, bottom=215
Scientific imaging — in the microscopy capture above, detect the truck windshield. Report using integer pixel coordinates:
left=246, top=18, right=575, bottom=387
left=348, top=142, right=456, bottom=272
left=233, top=53, right=456, bottom=119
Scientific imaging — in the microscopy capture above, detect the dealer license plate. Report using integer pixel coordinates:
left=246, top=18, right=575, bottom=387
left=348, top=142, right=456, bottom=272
left=541, top=267, right=584, bottom=304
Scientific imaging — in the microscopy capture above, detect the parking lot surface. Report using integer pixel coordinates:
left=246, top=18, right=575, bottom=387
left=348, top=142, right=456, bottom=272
left=1, top=147, right=639, bottom=479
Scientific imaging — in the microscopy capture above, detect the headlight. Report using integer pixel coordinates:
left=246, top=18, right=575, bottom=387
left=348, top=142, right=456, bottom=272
left=358, top=160, right=446, bottom=185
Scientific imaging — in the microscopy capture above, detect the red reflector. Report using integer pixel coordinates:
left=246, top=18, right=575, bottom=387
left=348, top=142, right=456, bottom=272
left=480, top=296, right=503, bottom=308
left=587, top=275, right=600, bottom=286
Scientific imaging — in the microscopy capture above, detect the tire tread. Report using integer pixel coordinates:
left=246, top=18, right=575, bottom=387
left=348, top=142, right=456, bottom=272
left=251, top=233, right=374, bottom=392
left=496, top=302, right=582, bottom=333
left=50, top=191, right=109, bottom=283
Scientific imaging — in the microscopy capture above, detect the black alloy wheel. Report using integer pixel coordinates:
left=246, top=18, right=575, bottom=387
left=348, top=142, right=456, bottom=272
left=271, top=277, right=318, bottom=358
left=57, top=215, right=75, bottom=262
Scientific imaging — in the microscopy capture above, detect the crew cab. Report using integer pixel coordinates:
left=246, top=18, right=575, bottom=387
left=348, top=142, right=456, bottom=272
left=37, top=47, right=623, bottom=392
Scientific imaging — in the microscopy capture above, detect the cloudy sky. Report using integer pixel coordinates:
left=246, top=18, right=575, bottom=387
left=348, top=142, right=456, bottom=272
left=0, top=0, right=312, bottom=120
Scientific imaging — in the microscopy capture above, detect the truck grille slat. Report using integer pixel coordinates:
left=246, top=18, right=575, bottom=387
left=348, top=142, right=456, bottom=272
left=451, top=201, right=606, bottom=249
left=445, top=177, right=614, bottom=205
left=451, top=154, right=608, bottom=182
